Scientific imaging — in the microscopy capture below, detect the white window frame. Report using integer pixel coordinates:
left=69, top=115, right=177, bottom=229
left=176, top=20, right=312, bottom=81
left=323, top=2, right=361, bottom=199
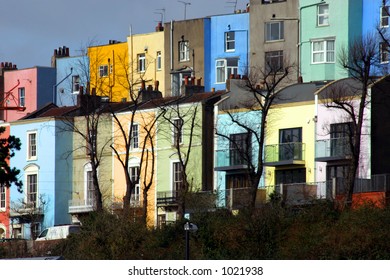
left=381, top=6, right=390, bottom=28
left=27, top=131, right=37, bottom=160
left=156, top=51, right=162, bottom=71
left=18, top=87, right=25, bottom=107
left=138, top=53, right=146, bottom=72
left=129, top=166, right=140, bottom=203
left=380, top=42, right=389, bottom=64
left=216, top=58, right=238, bottom=83
left=84, top=163, right=95, bottom=207
left=130, top=123, right=139, bottom=150
left=225, top=31, right=235, bottom=52
left=0, top=185, right=5, bottom=210
left=171, top=161, right=183, bottom=194
left=265, top=21, right=284, bottom=42
left=179, top=41, right=190, bottom=62
left=72, top=75, right=80, bottom=93
left=311, top=39, right=335, bottom=64
left=26, top=173, right=38, bottom=209
left=172, top=118, right=184, bottom=146
left=317, top=3, right=329, bottom=26
left=99, top=65, right=108, bottom=77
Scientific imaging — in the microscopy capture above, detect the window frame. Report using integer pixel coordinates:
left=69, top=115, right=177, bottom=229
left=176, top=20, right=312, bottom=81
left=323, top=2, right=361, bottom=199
left=225, top=31, right=235, bottom=52
left=317, top=3, right=329, bottom=26
left=27, top=131, right=37, bottom=160
left=179, top=40, right=190, bottom=62
left=0, top=185, right=5, bottom=210
left=18, top=87, right=25, bottom=107
left=172, top=161, right=183, bottom=193
left=156, top=51, right=162, bottom=71
left=129, top=166, right=140, bottom=202
left=138, top=53, right=146, bottom=72
left=72, top=75, right=80, bottom=93
left=311, top=39, right=335, bottom=64
left=130, top=123, right=139, bottom=150
left=265, top=50, right=284, bottom=73
left=172, top=118, right=184, bottom=146
left=216, top=58, right=239, bottom=83
left=26, top=173, right=38, bottom=208
left=99, top=65, right=108, bottom=77
left=380, top=41, right=389, bottom=64
left=381, top=6, right=390, bottom=28
left=265, top=21, right=284, bottom=42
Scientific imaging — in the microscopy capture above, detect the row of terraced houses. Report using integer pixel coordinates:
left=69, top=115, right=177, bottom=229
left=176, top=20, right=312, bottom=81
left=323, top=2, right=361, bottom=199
left=1, top=0, right=390, bottom=239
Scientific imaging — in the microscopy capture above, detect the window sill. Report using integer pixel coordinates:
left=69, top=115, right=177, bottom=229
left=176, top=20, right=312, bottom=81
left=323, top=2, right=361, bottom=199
left=265, top=39, right=285, bottom=44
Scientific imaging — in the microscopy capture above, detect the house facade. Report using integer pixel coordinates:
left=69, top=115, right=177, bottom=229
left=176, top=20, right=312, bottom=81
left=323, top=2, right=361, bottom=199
left=3, top=66, right=56, bottom=122
left=207, top=12, right=249, bottom=92
left=164, top=18, right=210, bottom=96
left=9, top=105, right=74, bottom=239
left=128, top=26, right=166, bottom=97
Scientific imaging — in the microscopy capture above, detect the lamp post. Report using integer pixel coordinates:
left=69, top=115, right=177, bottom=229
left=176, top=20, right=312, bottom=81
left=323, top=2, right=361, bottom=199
left=184, top=221, right=198, bottom=260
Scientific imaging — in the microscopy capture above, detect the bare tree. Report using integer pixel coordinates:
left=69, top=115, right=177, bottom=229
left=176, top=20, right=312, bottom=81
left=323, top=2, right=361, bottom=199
left=215, top=58, right=295, bottom=211
left=319, top=34, right=379, bottom=208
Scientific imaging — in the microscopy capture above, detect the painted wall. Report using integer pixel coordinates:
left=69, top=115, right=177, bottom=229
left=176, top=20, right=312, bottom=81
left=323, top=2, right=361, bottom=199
left=156, top=102, right=203, bottom=221
left=250, top=0, right=299, bottom=83
left=299, top=0, right=363, bottom=82
left=88, top=42, right=129, bottom=102
left=55, top=55, right=89, bottom=106
left=266, top=100, right=316, bottom=187
left=164, top=18, right=208, bottom=96
left=207, top=12, right=249, bottom=92
left=0, top=123, right=11, bottom=238
left=214, top=109, right=262, bottom=200
left=128, top=31, right=165, bottom=96
left=10, top=118, right=72, bottom=239
left=112, top=108, right=157, bottom=226
left=71, top=113, right=113, bottom=212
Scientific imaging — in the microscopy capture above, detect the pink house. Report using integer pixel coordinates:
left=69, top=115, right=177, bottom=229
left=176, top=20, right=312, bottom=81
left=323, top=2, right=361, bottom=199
left=2, top=66, right=56, bottom=122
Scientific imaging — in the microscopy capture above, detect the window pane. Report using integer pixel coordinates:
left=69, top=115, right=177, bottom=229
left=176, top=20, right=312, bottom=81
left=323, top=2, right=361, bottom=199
left=216, top=60, right=226, bottom=83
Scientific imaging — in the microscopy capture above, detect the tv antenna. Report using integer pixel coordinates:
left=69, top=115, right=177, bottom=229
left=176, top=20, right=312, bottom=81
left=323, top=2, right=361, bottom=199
left=226, top=0, right=238, bottom=12
left=155, top=8, right=166, bottom=23
left=178, top=1, right=191, bottom=20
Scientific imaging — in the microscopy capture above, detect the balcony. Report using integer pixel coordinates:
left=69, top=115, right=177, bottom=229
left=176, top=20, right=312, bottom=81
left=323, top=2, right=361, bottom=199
left=315, top=137, right=351, bottom=162
left=214, top=148, right=249, bottom=172
left=157, top=191, right=179, bottom=206
left=10, top=202, right=44, bottom=218
left=264, top=142, right=305, bottom=166
left=68, top=199, right=95, bottom=214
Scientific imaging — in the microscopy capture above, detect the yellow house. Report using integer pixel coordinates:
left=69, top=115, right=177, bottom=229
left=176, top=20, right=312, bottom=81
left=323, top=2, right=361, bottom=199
left=127, top=28, right=165, bottom=97
left=264, top=83, right=318, bottom=203
left=111, top=104, right=158, bottom=226
left=88, top=41, right=129, bottom=102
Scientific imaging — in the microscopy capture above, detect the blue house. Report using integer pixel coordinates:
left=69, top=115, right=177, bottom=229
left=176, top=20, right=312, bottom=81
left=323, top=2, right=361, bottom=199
left=9, top=104, right=75, bottom=239
left=362, top=0, right=390, bottom=74
left=214, top=78, right=263, bottom=209
left=53, top=46, right=89, bottom=106
left=206, top=12, right=249, bottom=92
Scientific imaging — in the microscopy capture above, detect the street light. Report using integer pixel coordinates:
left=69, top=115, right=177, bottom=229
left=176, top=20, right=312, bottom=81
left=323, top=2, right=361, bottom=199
left=184, top=221, right=198, bottom=260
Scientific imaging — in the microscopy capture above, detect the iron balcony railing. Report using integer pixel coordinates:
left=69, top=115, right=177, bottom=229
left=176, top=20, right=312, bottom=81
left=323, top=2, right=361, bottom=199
left=264, top=142, right=305, bottom=164
left=157, top=190, right=179, bottom=206
left=315, top=137, right=351, bottom=160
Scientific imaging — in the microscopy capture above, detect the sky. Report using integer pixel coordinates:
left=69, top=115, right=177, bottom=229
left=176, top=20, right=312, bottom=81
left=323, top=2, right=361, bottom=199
left=0, top=0, right=249, bottom=69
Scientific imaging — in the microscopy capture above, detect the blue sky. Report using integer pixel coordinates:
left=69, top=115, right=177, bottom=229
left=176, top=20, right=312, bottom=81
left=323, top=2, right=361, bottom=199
left=0, top=0, right=248, bottom=69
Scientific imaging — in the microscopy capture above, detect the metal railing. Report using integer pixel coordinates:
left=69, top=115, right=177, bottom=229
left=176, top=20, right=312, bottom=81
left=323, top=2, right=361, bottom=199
left=264, top=142, right=305, bottom=163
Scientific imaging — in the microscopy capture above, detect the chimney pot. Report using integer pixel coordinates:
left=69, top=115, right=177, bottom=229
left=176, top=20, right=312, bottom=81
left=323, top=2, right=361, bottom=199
left=154, top=80, right=159, bottom=91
